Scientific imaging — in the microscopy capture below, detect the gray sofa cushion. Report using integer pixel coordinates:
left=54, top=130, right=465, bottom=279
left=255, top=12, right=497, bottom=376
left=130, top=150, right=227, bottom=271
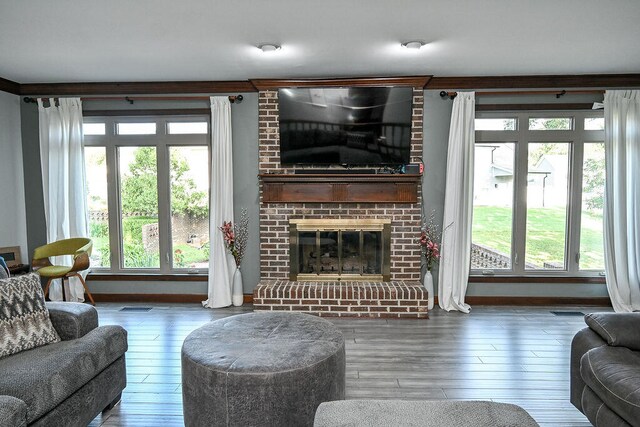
left=0, top=274, right=60, bottom=359
left=0, top=395, right=27, bottom=427
left=0, top=325, right=127, bottom=423
left=581, top=345, right=640, bottom=426
left=585, top=312, right=640, bottom=351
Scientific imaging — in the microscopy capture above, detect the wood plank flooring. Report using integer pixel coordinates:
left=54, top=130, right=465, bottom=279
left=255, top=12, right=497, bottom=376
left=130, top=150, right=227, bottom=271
left=88, top=303, right=609, bottom=426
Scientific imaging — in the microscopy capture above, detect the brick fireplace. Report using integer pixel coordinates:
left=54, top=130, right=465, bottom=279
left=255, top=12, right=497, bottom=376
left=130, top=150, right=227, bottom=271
left=253, top=86, right=428, bottom=318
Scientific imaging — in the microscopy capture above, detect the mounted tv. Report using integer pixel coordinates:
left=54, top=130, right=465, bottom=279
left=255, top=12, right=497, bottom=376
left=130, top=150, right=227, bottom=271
left=278, top=87, right=413, bottom=166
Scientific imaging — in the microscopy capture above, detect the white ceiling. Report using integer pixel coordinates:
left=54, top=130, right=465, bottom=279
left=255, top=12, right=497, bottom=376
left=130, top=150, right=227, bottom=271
left=1, top=0, right=639, bottom=84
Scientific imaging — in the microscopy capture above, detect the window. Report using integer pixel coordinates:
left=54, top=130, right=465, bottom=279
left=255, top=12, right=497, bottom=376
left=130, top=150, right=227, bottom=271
left=472, top=112, right=605, bottom=276
left=85, top=146, right=110, bottom=267
left=83, top=117, right=210, bottom=273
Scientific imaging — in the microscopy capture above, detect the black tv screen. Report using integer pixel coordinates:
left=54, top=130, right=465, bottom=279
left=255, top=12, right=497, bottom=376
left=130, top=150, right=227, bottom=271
left=278, top=87, right=413, bottom=166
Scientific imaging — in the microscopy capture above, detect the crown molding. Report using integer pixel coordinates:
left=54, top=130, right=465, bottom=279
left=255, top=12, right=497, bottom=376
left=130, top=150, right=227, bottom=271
left=18, top=80, right=257, bottom=96
left=427, top=74, right=640, bottom=89
left=3, top=73, right=639, bottom=97
left=0, top=77, right=20, bottom=95
left=251, top=76, right=432, bottom=90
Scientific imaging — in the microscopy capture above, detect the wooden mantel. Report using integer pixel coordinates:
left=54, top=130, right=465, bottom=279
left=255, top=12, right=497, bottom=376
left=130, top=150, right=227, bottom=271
left=259, top=173, right=421, bottom=203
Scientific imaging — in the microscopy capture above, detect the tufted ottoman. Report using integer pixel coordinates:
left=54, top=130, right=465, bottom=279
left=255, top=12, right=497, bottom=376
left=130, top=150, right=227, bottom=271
left=181, top=312, right=345, bottom=427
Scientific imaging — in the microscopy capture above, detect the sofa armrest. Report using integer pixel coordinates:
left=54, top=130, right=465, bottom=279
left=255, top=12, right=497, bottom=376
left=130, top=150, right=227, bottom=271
left=0, top=395, right=27, bottom=427
left=570, top=327, right=607, bottom=411
left=585, top=312, right=640, bottom=351
left=46, top=302, right=98, bottom=341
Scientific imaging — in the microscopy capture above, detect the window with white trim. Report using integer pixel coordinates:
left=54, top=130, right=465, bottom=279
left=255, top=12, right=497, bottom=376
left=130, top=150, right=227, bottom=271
left=472, top=111, right=605, bottom=276
left=83, top=116, right=210, bottom=273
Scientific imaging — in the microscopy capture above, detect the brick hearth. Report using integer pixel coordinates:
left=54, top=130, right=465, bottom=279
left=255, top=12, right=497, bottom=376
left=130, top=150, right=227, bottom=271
left=254, top=281, right=428, bottom=318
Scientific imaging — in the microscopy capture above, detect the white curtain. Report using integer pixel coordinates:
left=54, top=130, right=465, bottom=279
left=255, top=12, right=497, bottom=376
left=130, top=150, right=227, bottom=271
left=203, top=97, right=236, bottom=308
left=603, top=90, right=640, bottom=312
left=438, top=92, right=475, bottom=313
left=37, top=98, right=89, bottom=302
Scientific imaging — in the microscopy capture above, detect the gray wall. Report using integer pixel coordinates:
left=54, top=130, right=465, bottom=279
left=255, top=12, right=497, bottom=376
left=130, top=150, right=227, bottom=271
left=0, top=92, right=28, bottom=262
left=20, top=102, right=46, bottom=259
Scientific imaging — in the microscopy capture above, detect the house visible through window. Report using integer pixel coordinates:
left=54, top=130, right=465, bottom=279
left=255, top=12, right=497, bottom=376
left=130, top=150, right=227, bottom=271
left=83, top=116, right=210, bottom=273
left=472, top=111, right=605, bottom=276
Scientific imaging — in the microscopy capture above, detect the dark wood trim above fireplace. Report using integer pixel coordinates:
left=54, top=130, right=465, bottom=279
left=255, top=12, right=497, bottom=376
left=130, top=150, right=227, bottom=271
left=259, top=173, right=421, bottom=203
left=251, top=76, right=432, bottom=90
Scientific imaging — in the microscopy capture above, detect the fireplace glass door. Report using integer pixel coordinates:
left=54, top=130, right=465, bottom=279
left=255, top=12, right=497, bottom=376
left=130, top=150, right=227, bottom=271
left=290, top=219, right=391, bottom=281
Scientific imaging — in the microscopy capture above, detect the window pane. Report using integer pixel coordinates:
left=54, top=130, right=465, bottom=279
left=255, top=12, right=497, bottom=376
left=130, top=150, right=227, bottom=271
left=83, top=123, right=106, bottom=135
left=472, top=143, right=515, bottom=270
left=169, top=146, right=210, bottom=269
left=119, top=146, right=160, bottom=268
left=584, top=117, right=605, bottom=130
left=168, top=122, right=208, bottom=135
left=474, top=118, right=516, bottom=131
left=85, top=147, right=110, bottom=268
left=528, top=118, right=573, bottom=130
left=525, top=142, right=569, bottom=270
left=580, top=143, right=605, bottom=270
left=117, top=122, right=157, bottom=135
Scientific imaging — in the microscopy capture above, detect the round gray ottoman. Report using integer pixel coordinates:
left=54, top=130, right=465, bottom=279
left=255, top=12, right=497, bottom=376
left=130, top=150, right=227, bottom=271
left=181, top=312, right=345, bottom=427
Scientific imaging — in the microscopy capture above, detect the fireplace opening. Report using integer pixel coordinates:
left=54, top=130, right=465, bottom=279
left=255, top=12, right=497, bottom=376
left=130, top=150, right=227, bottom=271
left=290, top=219, right=391, bottom=281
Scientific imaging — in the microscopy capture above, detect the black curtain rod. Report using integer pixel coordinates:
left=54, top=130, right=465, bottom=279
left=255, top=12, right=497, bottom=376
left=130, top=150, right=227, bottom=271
left=23, top=94, right=244, bottom=105
left=439, top=89, right=603, bottom=100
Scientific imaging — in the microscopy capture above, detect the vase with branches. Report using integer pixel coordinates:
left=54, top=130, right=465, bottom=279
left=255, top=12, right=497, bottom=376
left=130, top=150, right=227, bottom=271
left=419, top=210, right=441, bottom=310
left=219, top=208, right=249, bottom=306
left=419, top=210, right=441, bottom=272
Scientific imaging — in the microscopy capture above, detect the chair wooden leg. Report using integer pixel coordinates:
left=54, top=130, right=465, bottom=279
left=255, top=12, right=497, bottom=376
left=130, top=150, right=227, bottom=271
left=75, top=273, right=95, bottom=306
left=43, top=278, right=54, bottom=301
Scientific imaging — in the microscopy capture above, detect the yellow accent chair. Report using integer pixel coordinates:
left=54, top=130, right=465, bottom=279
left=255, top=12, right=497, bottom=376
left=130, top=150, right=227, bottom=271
left=31, top=237, right=95, bottom=305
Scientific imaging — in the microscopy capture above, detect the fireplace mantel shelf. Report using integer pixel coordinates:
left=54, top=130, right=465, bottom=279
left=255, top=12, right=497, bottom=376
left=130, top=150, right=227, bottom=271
left=259, top=173, right=421, bottom=204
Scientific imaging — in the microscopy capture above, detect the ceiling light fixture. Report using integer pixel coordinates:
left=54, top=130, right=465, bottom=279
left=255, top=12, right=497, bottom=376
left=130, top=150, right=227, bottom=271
left=259, top=44, right=281, bottom=53
left=401, top=41, right=425, bottom=50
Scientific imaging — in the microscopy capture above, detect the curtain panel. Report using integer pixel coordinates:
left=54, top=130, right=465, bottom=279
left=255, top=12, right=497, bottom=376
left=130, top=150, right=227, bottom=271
left=438, top=92, right=475, bottom=313
left=603, top=90, right=640, bottom=312
left=203, top=97, right=235, bottom=308
left=37, top=98, right=89, bottom=302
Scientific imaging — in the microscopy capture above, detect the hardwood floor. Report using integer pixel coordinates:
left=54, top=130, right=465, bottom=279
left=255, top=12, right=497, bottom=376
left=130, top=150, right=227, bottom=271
left=88, top=303, right=609, bottom=426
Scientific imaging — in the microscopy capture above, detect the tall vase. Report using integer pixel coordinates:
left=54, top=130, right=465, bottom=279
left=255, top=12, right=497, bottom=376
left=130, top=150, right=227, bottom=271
left=423, top=269, right=434, bottom=310
left=232, top=267, right=244, bottom=307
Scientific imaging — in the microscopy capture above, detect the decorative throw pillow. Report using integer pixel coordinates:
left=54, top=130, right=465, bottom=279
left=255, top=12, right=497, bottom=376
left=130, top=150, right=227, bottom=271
left=0, top=256, right=8, bottom=279
left=0, top=273, right=60, bottom=358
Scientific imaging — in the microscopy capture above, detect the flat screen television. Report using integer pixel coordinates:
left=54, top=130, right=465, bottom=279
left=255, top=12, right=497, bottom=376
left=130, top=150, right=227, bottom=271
left=278, top=87, right=413, bottom=166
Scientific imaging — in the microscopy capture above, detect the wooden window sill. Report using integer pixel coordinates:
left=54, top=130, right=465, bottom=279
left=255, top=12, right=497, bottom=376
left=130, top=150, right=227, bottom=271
left=469, top=276, right=605, bottom=284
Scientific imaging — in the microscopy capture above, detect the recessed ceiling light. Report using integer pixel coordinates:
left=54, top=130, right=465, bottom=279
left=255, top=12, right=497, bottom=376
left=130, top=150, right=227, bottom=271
left=259, top=44, right=281, bottom=53
left=401, top=41, right=425, bottom=50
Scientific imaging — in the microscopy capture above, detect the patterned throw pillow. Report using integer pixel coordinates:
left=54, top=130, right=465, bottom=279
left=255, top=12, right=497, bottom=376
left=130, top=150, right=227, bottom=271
left=0, top=256, right=8, bottom=279
left=0, top=273, right=60, bottom=358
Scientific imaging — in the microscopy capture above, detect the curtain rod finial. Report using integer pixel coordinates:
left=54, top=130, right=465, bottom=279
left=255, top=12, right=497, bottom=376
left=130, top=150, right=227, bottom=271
left=439, top=91, right=457, bottom=100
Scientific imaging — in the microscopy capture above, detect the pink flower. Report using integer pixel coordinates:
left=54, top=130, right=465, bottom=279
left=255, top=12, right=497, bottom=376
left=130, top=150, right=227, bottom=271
left=426, top=242, right=439, bottom=258
left=220, top=221, right=236, bottom=246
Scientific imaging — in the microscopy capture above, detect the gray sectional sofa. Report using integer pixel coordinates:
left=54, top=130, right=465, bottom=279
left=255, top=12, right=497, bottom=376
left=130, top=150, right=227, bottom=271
left=571, top=312, right=640, bottom=427
left=0, top=302, right=127, bottom=427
